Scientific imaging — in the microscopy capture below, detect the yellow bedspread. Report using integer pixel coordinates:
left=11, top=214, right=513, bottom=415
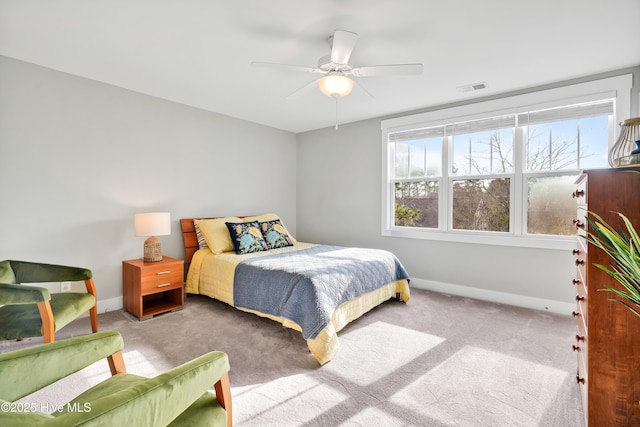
left=186, top=242, right=410, bottom=364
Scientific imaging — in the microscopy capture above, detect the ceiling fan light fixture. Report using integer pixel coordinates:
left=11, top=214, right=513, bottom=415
left=318, top=74, right=354, bottom=98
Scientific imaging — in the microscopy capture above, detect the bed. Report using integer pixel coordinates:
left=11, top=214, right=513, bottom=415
left=180, top=213, right=410, bottom=364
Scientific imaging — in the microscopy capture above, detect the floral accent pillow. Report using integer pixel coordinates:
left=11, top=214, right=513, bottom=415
left=225, top=221, right=268, bottom=254
left=260, top=219, right=294, bottom=249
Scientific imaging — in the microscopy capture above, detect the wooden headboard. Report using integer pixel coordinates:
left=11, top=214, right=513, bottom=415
left=180, top=216, right=250, bottom=272
left=180, top=218, right=208, bottom=269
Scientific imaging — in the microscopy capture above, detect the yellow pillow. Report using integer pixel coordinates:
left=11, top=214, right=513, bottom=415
left=243, top=213, right=296, bottom=243
left=194, top=217, right=241, bottom=254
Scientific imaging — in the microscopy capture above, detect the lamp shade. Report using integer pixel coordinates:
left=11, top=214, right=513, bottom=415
left=318, top=74, right=354, bottom=98
left=134, top=212, right=171, bottom=237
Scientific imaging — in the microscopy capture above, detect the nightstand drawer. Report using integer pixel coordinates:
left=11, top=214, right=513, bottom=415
left=141, top=269, right=184, bottom=293
left=141, top=275, right=183, bottom=295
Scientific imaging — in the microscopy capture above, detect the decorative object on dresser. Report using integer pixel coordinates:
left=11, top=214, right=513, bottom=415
left=572, top=167, right=640, bottom=426
left=608, top=117, right=640, bottom=167
left=122, top=256, right=184, bottom=320
left=134, top=212, right=171, bottom=262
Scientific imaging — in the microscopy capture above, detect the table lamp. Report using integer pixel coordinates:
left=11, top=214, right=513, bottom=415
left=134, top=212, right=171, bottom=262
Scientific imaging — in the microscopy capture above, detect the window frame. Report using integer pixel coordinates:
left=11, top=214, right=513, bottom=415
left=381, top=74, right=632, bottom=250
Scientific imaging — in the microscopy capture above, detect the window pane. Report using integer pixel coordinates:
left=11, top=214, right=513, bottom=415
left=452, top=178, right=510, bottom=232
left=394, top=143, right=409, bottom=178
left=526, top=116, right=609, bottom=171
left=395, top=138, right=441, bottom=178
left=394, top=181, right=439, bottom=228
left=578, top=115, right=609, bottom=169
left=527, top=175, right=579, bottom=235
left=452, top=129, right=513, bottom=176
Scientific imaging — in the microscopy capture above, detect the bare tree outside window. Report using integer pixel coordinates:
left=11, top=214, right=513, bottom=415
left=386, top=94, right=616, bottom=243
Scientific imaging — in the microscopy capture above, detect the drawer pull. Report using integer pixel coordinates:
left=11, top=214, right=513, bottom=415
left=572, top=219, right=585, bottom=229
left=572, top=190, right=585, bottom=199
left=572, top=249, right=581, bottom=255
left=572, top=311, right=580, bottom=317
left=157, top=283, right=171, bottom=288
left=576, top=376, right=585, bottom=384
left=576, top=295, right=585, bottom=302
left=156, top=271, right=171, bottom=275
left=572, top=279, right=581, bottom=286
left=572, top=345, right=581, bottom=352
left=576, top=334, right=585, bottom=342
left=575, top=259, right=585, bottom=266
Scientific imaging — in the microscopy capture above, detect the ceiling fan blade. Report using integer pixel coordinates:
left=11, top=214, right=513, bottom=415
left=353, top=79, right=374, bottom=99
left=286, top=79, right=320, bottom=100
left=251, top=61, right=323, bottom=74
left=330, top=30, right=358, bottom=65
left=351, top=63, right=423, bottom=77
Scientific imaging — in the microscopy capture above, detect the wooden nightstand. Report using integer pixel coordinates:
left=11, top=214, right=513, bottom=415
left=122, top=256, right=184, bottom=320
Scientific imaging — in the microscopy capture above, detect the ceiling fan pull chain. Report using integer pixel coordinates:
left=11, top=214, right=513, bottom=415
left=335, top=97, right=339, bottom=130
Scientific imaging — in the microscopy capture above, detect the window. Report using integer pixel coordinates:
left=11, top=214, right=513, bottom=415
left=381, top=75, right=632, bottom=249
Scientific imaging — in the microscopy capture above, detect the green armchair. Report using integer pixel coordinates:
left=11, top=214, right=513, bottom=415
left=0, top=331, right=232, bottom=426
left=0, top=260, right=98, bottom=343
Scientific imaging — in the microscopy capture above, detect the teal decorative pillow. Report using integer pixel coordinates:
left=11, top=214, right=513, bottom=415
left=0, top=260, right=17, bottom=284
left=260, top=220, right=294, bottom=249
left=225, top=221, right=269, bottom=254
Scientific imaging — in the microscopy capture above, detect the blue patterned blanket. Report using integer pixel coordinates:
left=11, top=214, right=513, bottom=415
left=233, top=245, right=410, bottom=339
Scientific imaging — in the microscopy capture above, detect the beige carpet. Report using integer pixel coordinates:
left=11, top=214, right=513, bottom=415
left=2, top=288, right=584, bottom=426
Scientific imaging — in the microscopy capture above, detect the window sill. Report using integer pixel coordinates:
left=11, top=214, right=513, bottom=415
left=382, top=227, right=577, bottom=250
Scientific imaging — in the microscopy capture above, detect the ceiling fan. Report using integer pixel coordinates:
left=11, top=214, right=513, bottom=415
left=251, top=29, right=423, bottom=107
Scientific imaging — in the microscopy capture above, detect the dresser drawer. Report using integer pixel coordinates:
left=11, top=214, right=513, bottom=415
left=573, top=175, right=587, bottom=206
left=574, top=206, right=587, bottom=238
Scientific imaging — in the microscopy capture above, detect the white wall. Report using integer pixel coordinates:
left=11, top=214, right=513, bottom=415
left=296, top=67, right=640, bottom=314
left=2, top=54, right=638, bottom=315
left=0, top=56, right=297, bottom=308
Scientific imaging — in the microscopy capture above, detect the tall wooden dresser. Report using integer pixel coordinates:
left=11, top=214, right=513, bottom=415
left=573, top=167, right=640, bottom=426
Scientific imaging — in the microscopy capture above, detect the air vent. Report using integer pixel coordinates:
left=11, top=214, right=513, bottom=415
left=458, top=82, right=488, bottom=92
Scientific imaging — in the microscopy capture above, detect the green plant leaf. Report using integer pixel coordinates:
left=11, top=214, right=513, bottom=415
left=586, top=211, right=640, bottom=317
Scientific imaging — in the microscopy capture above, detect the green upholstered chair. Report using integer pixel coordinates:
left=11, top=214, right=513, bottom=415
left=0, top=260, right=98, bottom=343
left=0, top=330, right=232, bottom=427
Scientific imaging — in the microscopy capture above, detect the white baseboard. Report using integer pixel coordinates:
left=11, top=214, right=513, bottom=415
left=410, top=278, right=574, bottom=316
left=95, top=282, right=573, bottom=317
left=96, top=296, right=123, bottom=314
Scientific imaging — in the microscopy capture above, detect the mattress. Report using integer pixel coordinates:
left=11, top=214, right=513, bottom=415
left=186, top=242, right=410, bottom=364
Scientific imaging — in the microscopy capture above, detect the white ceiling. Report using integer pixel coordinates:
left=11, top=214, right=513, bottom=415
left=1, top=0, right=639, bottom=133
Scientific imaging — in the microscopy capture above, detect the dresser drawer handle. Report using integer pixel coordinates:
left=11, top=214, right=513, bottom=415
left=572, top=190, right=585, bottom=199
left=575, top=259, right=585, bottom=266
left=572, top=279, right=581, bottom=286
left=576, top=295, right=585, bottom=302
left=572, top=219, right=585, bottom=229
left=156, top=271, right=171, bottom=275
left=572, top=249, right=581, bottom=255
left=576, top=376, right=585, bottom=384
left=572, top=345, right=581, bottom=352
left=572, top=311, right=580, bottom=317
left=576, top=334, right=585, bottom=342
left=157, top=283, right=171, bottom=288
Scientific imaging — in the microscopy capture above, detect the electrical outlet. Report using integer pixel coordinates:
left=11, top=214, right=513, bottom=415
left=60, top=282, right=71, bottom=292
